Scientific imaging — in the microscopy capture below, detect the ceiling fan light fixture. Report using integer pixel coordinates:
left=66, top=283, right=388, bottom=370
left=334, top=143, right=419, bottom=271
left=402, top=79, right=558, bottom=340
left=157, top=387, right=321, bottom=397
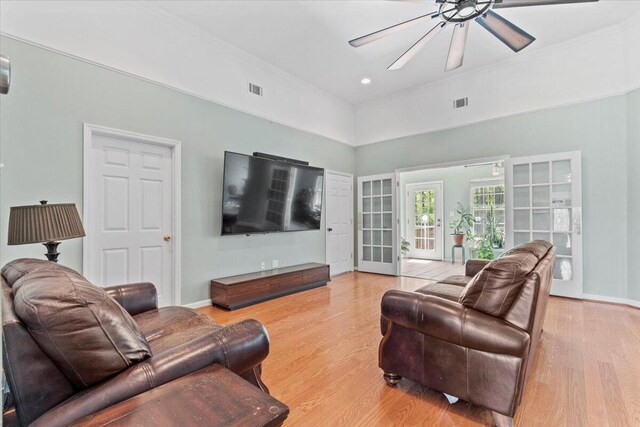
left=458, top=0, right=478, bottom=18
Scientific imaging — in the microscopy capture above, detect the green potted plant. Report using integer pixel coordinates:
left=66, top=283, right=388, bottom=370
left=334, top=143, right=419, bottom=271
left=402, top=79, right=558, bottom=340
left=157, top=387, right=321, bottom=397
left=484, top=204, right=505, bottom=249
left=449, top=202, right=474, bottom=246
left=401, top=237, right=410, bottom=258
left=475, top=237, right=495, bottom=260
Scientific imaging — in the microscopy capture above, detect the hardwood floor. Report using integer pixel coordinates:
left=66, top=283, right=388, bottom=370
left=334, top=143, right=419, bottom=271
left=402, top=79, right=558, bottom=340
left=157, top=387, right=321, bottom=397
left=198, top=272, right=640, bottom=426
left=400, top=258, right=465, bottom=280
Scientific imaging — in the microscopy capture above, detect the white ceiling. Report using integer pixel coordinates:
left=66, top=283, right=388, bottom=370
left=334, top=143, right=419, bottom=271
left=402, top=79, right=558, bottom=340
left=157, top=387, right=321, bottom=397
left=151, top=0, right=640, bottom=105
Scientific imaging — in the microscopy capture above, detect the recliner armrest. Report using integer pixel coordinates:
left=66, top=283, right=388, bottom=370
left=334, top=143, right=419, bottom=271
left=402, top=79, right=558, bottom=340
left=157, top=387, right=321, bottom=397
left=30, top=319, right=270, bottom=427
left=104, top=282, right=157, bottom=315
left=465, top=259, right=490, bottom=277
left=381, top=290, right=529, bottom=358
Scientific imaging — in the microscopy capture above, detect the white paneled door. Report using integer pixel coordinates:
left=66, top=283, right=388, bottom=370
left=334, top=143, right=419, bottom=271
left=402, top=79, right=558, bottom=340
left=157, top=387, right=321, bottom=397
left=325, top=171, right=354, bottom=277
left=84, top=125, right=180, bottom=307
left=506, top=151, right=582, bottom=298
left=358, top=173, right=397, bottom=275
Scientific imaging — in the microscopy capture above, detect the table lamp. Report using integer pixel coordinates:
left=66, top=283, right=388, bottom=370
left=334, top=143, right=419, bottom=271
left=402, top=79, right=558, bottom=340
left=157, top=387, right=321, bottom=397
left=8, top=201, right=86, bottom=262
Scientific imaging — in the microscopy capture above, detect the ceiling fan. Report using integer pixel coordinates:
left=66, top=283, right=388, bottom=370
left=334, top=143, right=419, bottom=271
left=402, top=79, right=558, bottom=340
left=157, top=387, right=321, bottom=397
left=348, top=0, right=599, bottom=72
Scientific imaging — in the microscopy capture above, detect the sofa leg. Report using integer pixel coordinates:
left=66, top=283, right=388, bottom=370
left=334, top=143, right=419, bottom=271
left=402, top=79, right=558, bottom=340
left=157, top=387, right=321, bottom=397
left=443, top=393, right=459, bottom=404
left=241, top=365, right=270, bottom=394
left=383, top=372, right=402, bottom=386
left=492, top=411, right=514, bottom=427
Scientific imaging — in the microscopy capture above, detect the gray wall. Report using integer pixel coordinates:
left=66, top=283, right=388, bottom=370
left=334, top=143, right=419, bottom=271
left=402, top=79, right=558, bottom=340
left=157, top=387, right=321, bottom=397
left=628, top=89, right=640, bottom=301
left=357, top=94, right=634, bottom=300
left=400, top=164, right=499, bottom=259
left=0, top=37, right=356, bottom=304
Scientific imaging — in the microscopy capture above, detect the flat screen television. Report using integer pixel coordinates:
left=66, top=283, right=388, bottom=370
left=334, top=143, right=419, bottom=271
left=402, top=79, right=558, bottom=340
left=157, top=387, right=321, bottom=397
left=221, top=151, right=324, bottom=235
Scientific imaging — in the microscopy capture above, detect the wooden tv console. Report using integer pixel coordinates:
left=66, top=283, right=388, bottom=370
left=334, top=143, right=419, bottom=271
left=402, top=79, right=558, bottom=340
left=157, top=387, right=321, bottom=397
left=210, top=263, right=330, bottom=310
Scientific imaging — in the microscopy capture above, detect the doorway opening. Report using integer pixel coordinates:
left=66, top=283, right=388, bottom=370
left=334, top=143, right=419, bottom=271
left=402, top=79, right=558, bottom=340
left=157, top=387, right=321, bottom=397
left=398, top=160, right=506, bottom=280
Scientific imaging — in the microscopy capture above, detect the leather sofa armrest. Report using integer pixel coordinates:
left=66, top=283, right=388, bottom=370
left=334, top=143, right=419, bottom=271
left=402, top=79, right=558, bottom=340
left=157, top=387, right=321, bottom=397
left=381, top=290, right=530, bottom=358
left=465, top=259, right=490, bottom=277
left=30, top=319, right=270, bottom=427
left=104, top=282, right=157, bottom=316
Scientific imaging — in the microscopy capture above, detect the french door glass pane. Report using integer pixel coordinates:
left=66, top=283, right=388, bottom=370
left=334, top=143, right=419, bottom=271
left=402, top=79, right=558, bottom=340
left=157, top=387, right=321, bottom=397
left=363, top=197, right=371, bottom=212
left=372, top=197, right=381, bottom=212
left=554, top=258, right=573, bottom=280
left=552, top=160, right=572, bottom=183
left=363, top=230, right=371, bottom=245
left=532, top=186, right=550, bottom=207
left=533, top=232, right=550, bottom=242
left=363, top=181, right=371, bottom=196
left=383, top=231, right=392, bottom=246
left=513, top=164, right=529, bottom=185
left=553, top=233, right=572, bottom=256
left=383, top=247, right=392, bottom=263
left=514, top=232, right=530, bottom=246
left=372, top=247, right=381, bottom=262
left=514, top=187, right=530, bottom=208
left=552, top=184, right=572, bottom=207
left=514, top=210, right=530, bottom=231
left=532, top=209, right=550, bottom=231
left=372, top=230, right=381, bottom=245
left=383, top=213, right=392, bottom=229
left=372, top=180, right=381, bottom=196
left=383, top=196, right=392, bottom=212
left=372, top=214, right=381, bottom=228
left=553, top=208, right=572, bottom=232
left=382, top=179, right=392, bottom=195
left=363, top=214, right=371, bottom=229
left=532, top=162, right=549, bottom=184
left=363, top=246, right=371, bottom=261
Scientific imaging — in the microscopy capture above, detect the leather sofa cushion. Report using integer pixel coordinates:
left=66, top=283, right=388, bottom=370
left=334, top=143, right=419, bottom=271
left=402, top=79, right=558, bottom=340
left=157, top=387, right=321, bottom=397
left=1, top=258, right=80, bottom=287
left=437, top=275, right=472, bottom=287
left=134, top=306, right=221, bottom=354
left=459, top=252, right=538, bottom=317
left=505, top=240, right=552, bottom=260
left=12, top=268, right=152, bottom=388
left=415, top=282, right=465, bottom=302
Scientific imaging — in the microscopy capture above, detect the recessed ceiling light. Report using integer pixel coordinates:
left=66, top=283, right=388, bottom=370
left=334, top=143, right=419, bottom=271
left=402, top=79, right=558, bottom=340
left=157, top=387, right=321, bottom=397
left=361, top=78, right=371, bottom=85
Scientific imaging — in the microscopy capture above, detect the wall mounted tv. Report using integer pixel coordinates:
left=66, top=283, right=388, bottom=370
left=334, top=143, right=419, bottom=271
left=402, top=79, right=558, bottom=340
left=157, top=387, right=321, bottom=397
left=221, top=151, right=325, bottom=235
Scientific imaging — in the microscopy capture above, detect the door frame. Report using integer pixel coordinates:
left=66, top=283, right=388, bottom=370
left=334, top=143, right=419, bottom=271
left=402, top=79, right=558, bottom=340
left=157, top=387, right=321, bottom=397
left=324, top=169, right=354, bottom=276
left=82, top=123, right=182, bottom=305
left=405, top=181, right=444, bottom=261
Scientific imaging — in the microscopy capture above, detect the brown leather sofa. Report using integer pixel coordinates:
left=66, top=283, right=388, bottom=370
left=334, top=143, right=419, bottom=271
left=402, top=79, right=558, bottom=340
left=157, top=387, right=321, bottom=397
left=2, top=259, right=271, bottom=427
left=379, top=241, right=555, bottom=427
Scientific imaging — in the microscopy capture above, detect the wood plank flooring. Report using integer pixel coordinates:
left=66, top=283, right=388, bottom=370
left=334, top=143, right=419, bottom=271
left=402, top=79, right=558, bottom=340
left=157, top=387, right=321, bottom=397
left=400, top=258, right=465, bottom=281
left=198, top=272, right=640, bottom=426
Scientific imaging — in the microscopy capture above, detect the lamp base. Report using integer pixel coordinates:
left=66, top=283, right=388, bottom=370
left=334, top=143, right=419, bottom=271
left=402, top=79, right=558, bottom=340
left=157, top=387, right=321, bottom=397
left=43, top=241, right=61, bottom=263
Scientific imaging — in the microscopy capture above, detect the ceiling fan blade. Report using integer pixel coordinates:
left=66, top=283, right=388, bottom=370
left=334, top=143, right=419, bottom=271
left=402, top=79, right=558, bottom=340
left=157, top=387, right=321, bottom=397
left=493, top=0, right=598, bottom=8
left=445, top=23, right=470, bottom=72
left=476, top=10, right=535, bottom=53
left=348, top=12, right=438, bottom=48
left=388, top=22, right=446, bottom=70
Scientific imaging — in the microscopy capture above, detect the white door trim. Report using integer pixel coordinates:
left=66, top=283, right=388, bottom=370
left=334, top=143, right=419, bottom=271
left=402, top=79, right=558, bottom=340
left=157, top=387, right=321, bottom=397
left=82, top=123, right=182, bottom=305
left=395, top=155, right=510, bottom=174
left=405, top=181, right=444, bottom=261
left=324, top=169, right=354, bottom=276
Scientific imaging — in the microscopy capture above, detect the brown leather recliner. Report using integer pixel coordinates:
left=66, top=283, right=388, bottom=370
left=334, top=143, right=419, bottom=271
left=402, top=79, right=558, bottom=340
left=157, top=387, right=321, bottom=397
left=379, top=241, right=555, bottom=427
left=2, top=259, right=271, bottom=427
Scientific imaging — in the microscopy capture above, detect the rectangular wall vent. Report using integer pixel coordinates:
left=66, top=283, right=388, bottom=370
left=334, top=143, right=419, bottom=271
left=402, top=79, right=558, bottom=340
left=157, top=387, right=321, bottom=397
left=453, top=97, right=468, bottom=109
left=249, top=82, right=263, bottom=96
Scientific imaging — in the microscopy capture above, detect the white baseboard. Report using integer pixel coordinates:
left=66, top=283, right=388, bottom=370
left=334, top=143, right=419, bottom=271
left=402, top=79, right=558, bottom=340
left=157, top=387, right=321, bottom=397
left=182, top=299, right=211, bottom=309
left=581, top=293, right=640, bottom=309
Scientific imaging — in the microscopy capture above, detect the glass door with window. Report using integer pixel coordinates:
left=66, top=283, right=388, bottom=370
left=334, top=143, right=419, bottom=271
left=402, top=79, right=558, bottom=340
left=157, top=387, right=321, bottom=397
left=407, top=182, right=443, bottom=260
left=506, top=151, right=582, bottom=297
left=358, top=174, right=397, bottom=275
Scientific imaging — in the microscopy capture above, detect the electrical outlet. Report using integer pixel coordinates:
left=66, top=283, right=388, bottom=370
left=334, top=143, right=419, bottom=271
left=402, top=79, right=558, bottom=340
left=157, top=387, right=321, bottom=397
left=260, top=261, right=266, bottom=270
left=272, top=260, right=279, bottom=268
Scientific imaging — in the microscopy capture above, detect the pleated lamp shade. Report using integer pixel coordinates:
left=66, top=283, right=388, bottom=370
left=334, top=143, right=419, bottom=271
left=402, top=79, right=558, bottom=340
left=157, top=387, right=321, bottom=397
left=8, top=202, right=86, bottom=245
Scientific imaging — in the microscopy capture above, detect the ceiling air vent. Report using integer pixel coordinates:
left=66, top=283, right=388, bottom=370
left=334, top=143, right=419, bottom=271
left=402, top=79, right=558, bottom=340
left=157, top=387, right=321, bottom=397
left=249, top=82, right=263, bottom=97
left=453, top=97, right=468, bottom=109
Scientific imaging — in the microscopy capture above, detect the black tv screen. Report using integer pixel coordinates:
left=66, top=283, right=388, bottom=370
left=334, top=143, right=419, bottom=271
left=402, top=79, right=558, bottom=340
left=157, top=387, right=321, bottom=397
left=221, top=151, right=324, bottom=235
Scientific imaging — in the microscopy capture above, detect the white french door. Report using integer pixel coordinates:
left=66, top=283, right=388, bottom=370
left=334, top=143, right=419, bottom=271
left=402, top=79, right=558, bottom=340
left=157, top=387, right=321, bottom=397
left=406, top=182, right=444, bottom=261
left=358, top=173, right=397, bottom=275
left=506, top=151, right=582, bottom=298
left=325, top=170, right=354, bottom=277
left=83, top=124, right=181, bottom=307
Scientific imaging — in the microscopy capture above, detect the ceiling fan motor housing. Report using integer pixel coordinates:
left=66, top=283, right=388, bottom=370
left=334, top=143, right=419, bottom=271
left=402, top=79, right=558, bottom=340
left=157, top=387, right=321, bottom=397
left=441, top=0, right=493, bottom=23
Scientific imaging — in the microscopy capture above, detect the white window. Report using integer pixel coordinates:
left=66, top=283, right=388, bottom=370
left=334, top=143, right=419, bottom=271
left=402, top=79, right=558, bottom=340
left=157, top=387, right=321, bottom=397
left=470, top=180, right=505, bottom=246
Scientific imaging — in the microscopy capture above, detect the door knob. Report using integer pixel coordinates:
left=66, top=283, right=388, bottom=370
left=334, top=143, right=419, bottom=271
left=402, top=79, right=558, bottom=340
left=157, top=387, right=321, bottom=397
left=163, top=235, right=171, bottom=241
left=327, top=228, right=333, bottom=232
